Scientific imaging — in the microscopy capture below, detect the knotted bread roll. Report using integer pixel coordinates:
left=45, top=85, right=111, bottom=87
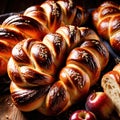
left=8, top=25, right=109, bottom=115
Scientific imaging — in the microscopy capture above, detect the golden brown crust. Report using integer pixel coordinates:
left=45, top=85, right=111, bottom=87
left=7, top=38, right=55, bottom=87
left=10, top=81, right=51, bottom=111
left=2, top=14, right=49, bottom=40
left=92, top=1, right=120, bottom=54
left=80, top=39, right=109, bottom=70
left=0, top=28, right=25, bottom=76
left=66, top=47, right=101, bottom=86
left=8, top=25, right=109, bottom=115
left=24, top=0, right=89, bottom=33
left=0, top=0, right=89, bottom=76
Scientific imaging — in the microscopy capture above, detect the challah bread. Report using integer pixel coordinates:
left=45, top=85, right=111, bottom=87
left=1, top=0, right=89, bottom=35
left=24, top=0, right=89, bottom=33
left=101, top=63, right=120, bottom=117
left=0, top=16, right=48, bottom=76
left=92, top=1, right=120, bottom=54
left=57, top=0, right=88, bottom=26
left=1, top=14, right=49, bottom=40
left=0, top=0, right=88, bottom=76
left=8, top=25, right=109, bottom=115
left=8, top=25, right=83, bottom=88
left=0, top=28, right=25, bottom=76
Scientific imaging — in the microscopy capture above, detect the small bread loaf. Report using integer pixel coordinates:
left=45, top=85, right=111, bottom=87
left=92, top=1, right=120, bottom=54
left=8, top=25, right=109, bottom=115
left=101, top=63, right=120, bottom=117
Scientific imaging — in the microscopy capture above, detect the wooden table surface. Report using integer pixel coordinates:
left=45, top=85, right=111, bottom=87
left=1, top=92, right=120, bottom=120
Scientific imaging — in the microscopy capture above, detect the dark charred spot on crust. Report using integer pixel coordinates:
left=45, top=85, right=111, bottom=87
left=10, top=64, right=23, bottom=84
left=22, top=68, right=45, bottom=80
left=15, top=15, right=40, bottom=29
left=48, top=82, right=68, bottom=114
left=0, top=43, right=12, bottom=53
left=31, top=43, right=52, bottom=69
left=78, top=49, right=97, bottom=72
left=11, top=85, right=51, bottom=106
left=72, top=7, right=82, bottom=26
left=12, top=43, right=30, bottom=64
left=111, top=35, right=120, bottom=53
left=49, top=1, right=62, bottom=26
left=21, top=67, right=54, bottom=85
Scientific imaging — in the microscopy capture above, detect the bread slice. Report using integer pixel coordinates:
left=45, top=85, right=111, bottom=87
left=101, top=63, right=120, bottom=117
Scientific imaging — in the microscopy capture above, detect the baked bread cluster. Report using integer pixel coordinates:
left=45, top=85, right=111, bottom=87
left=8, top=25, right=109, bottom=115
left=0, top=0, right=88, bottom=76
left=3, top=0, right=120, bottom=118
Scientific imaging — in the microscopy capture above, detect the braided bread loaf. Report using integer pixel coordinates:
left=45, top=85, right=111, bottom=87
left=0, top=0, right=88, bottom=76
left=23, top=0, right=89, bottom=33
left=8, top=25, right=109, bottom=115
left=101, top=63, right=120, bottom=117
left=92, top=1, right=120, bottom=54
left=2, top=0, right=88, bottom=36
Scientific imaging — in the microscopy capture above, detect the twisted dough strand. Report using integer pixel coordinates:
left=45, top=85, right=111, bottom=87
left=92, top=1, right=120, bottom=54
left=0, top=28, right=25, bottom=76
left=8, top=25, right=109, bottom=115
left=24, top=0, right=89, bottom=33
left=2, top=0, right=88, bottom=37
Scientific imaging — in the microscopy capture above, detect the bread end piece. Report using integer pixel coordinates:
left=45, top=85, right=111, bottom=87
left=101, top=69, right=120, bottom=116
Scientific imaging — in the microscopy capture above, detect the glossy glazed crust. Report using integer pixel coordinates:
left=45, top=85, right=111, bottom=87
left=24, top=0, right=89, bottom=33
left=0, top=0, right=88, bottom=76
left=92, top=1, right=120, bottom=54
left=2, top=0, right=88, bottom=36
left=1, top=14, right=49, bottom=40
left=8, top=25, right=109, bottom=116
left=0, top=28, right=25, bottom=76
